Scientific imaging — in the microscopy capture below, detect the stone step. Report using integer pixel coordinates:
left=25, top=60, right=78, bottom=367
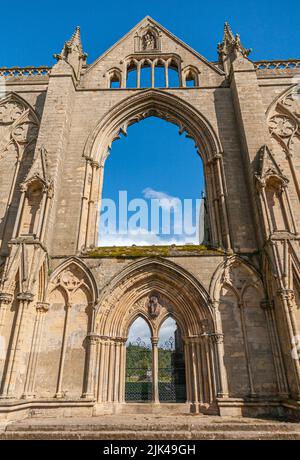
left=5, top=421, right=299, bottom=433
left=1, top=430, right=300, bottom=440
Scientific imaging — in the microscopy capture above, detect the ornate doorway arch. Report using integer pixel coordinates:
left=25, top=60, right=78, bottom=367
left=77, top=89, right=232, bottom=252
left=91, top=258, right=220, bottom=413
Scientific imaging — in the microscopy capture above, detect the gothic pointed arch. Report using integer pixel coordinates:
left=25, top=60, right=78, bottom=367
left=79, top=89, right=232, bottom=252
left=84, top=89, right=222, bottom=164
left=210, top=255, right=263, bottom=302
left=0, top=92, right=40, bottom=162
left=48, top=256, right=98, bottom=305
left=35, top=257, right=98, bottom=399
left=94, top=257, right=219, bottom=411
left=210, top=256, right=279, bottom=397
left=96, top=256, right=214, bottom=338
left=266, top=84, right=300, bottom=204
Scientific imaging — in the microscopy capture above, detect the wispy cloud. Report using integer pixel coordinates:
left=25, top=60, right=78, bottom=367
left=143, top=187, right=181, bottom=210
left=99, top=228, right=197, bottom=247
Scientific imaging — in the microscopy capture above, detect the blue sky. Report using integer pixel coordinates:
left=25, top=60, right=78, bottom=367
left=1, top=1, right=298, bottom=246
left=0, top=0, right=299, bottom=66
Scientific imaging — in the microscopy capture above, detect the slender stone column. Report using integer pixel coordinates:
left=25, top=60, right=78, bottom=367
left=215, top=154, right=232, bottom=251
left=260, top=299, right=289, bottom=397
left=40, top=190, right=52, bottom=242
left=118, top=340, right=126, bottom=403
left=209, top=160, right=222, bottom=247
left=212, top=301, right=229, bottom=398
left=183, top=339, right=192, bottom=405
left=97, top=339, right=106, bottom=402
left=107, top=340, right=115, bottom=403
left=213, top=332, right=228, bottom=397
left=151, top=336, right=159, bottom=403
left=55, top=302, right=71, bottom=398
left=35, top=189, right=48, bottom=239
left=0, top=292, right=13, bottom=335
left=11, top=189, right=26, bottom=238
left=238, top=300, right=256, bottom=397
left=137, top=62, right=141, bottom=88
left=283, top=184, right=298, bottom=234
left=151, top=61, right=155, bottom=88
left=0, top=291, right=34, bottom=399
left=22, top=302, right=49, bottom=399
left=277, top=288, right=300, bottom=397
left=164, top=62, right=169, bottom=88
left=85, top=160, right=100, bottom=248
left=190, top=340, right=200, bottom=412
left=82, top=333, right=99, bottom=399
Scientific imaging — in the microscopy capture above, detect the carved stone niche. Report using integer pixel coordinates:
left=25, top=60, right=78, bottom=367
left=147, top=294, right=161, bottom=318
left=134, top=26, right=161, bottom=53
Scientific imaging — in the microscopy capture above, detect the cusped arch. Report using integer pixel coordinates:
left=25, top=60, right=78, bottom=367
left=0, top=91, right=40, bottom=123
left=96, top=257, right=214, bottom=338
left=210, top=255, right=264, bottom=303
left=266, top=84, right=299, bottom=118
left=48, top=257, right=98, bottom=305
left=83, top=89, right=222, bottom=165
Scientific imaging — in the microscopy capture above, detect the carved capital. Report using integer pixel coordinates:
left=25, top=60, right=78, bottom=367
left=277, top=289, right=295, bottom=309
left=211, top=333, right=224, bottom=344
left=151, top=336, right=159, bottom=346
left=17, top=291, right=34, bottom=302
left=86, top=333, right=99, bottom=344
left=0, top=292, right=13, bottom=305
left=36, top=302, right=50, bottom=313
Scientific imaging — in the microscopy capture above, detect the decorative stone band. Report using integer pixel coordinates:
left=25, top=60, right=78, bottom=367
left=97, top=335, right=127, bottom=344
left=16, top=291, right=34, bottom=302
left=183, top=332, right=223, bottom=343
left=86, top=333, right=100, bottom=344
left=0, top=292, right=13, bottom=304
left=254, top=60, right=300, bottom=70
left=0, top=66, right=51, bottom=77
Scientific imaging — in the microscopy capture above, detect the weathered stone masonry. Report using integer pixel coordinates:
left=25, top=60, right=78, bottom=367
left=0, top=17, right=299, bottom=419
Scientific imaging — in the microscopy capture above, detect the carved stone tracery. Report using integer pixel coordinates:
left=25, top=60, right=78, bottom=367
left=0, top=95, right=39, bottom=162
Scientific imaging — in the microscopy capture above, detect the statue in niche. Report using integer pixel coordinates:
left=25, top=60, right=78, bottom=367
left=147, top=295, right=160, bottom=318
left=142, top=32, right=156, bottom=51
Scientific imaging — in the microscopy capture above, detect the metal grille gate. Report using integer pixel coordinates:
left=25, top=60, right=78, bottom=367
left=125, top=337, right=152, bottom=402
left=158, top=337, right=186, bottom=403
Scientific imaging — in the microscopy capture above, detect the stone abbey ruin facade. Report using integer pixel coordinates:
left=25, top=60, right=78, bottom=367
left=0, top=17, right=299, bottom=420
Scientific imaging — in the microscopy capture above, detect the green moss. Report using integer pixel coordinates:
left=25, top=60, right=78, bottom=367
left=85, top=244, right=225, bottom=259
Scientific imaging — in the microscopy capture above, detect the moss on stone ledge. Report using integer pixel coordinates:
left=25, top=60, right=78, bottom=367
left=85, top=244, right=225, bottom=259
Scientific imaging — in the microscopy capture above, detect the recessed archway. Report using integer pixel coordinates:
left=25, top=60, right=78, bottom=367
left=78, top=90, right=232, bottom=252
left=93, top=257, right=219, bottom=413
left=99, top=115, right=206, bottom=247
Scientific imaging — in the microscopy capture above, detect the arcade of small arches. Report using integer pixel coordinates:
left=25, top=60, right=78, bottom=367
left=107, top=57, right=199, bottom=89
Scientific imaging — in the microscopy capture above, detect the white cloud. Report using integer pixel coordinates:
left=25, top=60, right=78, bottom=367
left=98, top=228, right=198, bottom=247
left=143, top=187, right=181, bottom=210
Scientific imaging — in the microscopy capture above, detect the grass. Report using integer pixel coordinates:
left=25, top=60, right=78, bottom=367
left=85, top=244, right=225, bottom=259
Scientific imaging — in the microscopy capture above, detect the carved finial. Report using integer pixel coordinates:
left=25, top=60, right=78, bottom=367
left=53, top=26, right=87, bottom=78
left=218, top=22, right=252, bottom=65
left=223, top=22, right=235, bottom=42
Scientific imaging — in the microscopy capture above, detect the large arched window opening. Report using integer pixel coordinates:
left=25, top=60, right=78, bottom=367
left=99, top=116, right=208, bottom=247
left=158, top=317, right=186, bottom=403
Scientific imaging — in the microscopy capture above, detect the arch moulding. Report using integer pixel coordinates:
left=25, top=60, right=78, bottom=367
left=78, top=90, right=232, bottom=252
